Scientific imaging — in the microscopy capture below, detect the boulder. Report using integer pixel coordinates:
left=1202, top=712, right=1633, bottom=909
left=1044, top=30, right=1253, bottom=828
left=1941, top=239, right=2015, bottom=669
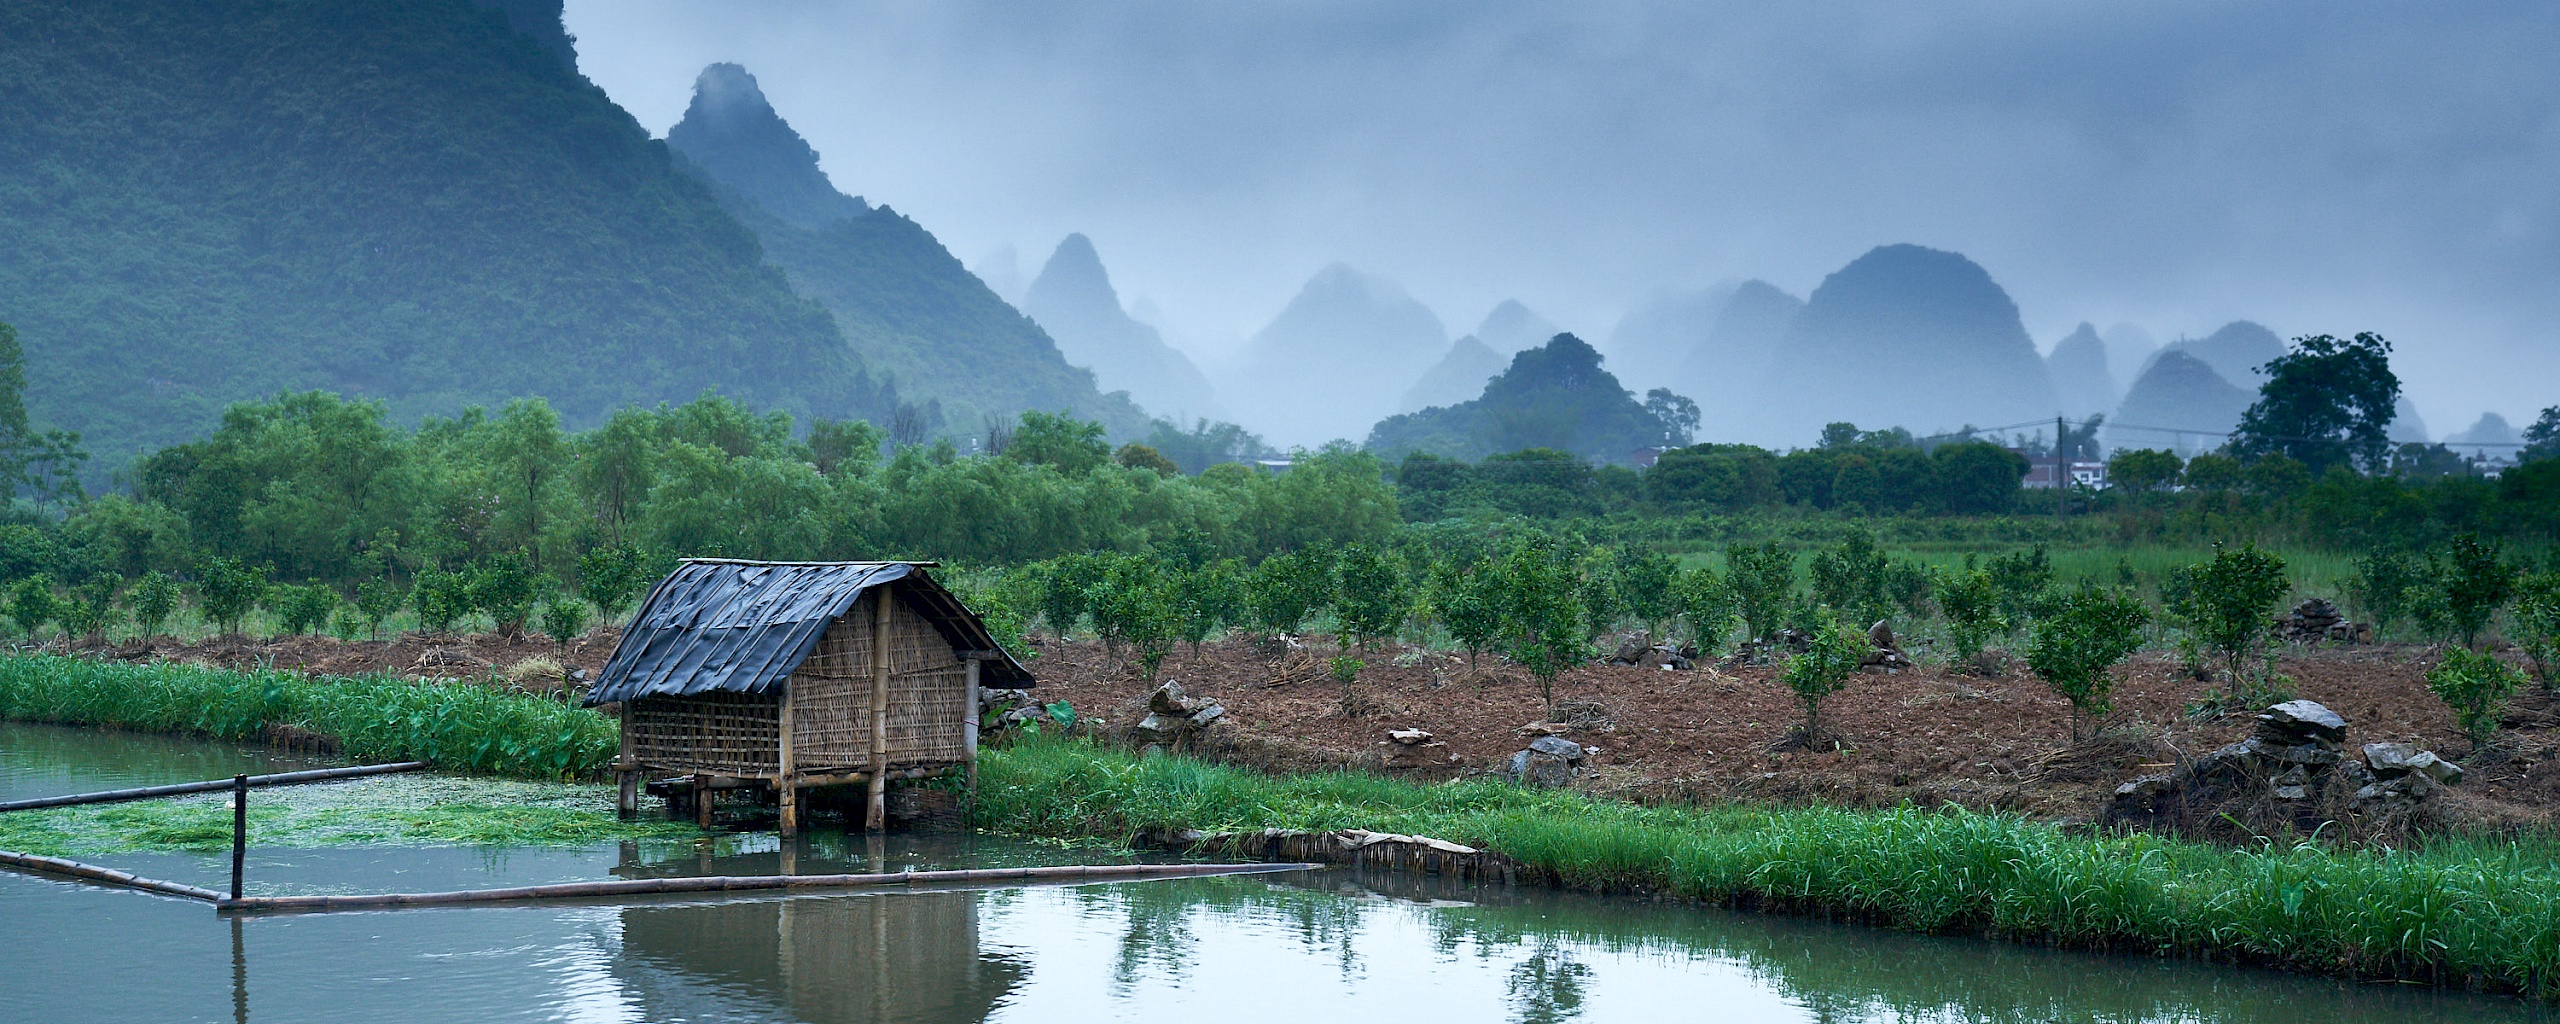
left=1507, top=750, right=1576, bottom=788
left=1527, top=735, right=1588, bottom=764
left=1605, top=632, right=1654, bottom=665
left=1149, top=681, right=1199, bottom=716
left=2256, top=701, right=2346, bottom=747
left=1188, top=702, right=1227, bottom=727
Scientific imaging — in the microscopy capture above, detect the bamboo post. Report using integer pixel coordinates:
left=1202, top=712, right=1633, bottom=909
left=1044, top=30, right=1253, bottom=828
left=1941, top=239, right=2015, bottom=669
left=777, top=681, right=798, bottom=839
left=963, top=657, right=981, bottom=809
left=229, top=774, right=248, bottom=901
left=616, top=703, right=638, bottom=819
left=694, top=775, right=712, bottom=830
left=867, top=588, right=891, bottom=831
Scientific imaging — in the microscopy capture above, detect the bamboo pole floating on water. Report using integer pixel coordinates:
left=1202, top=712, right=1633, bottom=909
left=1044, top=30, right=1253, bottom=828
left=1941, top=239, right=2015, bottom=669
left=214, top=861, right=1326, bottom=914
left=0, top=761, right=432, bottom=813
left=0, top=849, right=227, bottom=901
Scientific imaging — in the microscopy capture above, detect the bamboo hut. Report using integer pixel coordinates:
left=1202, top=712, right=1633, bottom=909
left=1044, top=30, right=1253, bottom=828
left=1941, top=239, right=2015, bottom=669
left=585, top=559, right=1032, bottom=835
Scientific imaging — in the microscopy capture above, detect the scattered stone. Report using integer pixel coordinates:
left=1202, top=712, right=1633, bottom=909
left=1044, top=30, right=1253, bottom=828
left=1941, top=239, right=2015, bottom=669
left=1517, top=722, right=1569, bottom=737
left=1387, top=728, right=1434, bottom=746
left=1861, top=620, right=1914, bottom=673
left=1507, top=749, right=1576, bottom=788
left=2109, top=699, right=2452, bottom=831
left=2257, top=701, right=2347, bottom=747
left=1188, top=703, right=1227, bottom=727
left=1527, top=735, right=1588, bottom=764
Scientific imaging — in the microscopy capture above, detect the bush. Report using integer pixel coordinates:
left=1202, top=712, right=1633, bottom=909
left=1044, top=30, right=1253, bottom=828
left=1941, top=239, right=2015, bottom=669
left=1497, top=536, right=1588, bottom=707
left=467, top=555, right=541, bottom=638
left=2026, top=584, right=2150, bottom=740
left=352, top=576, right=405, bottom=637
left=1983, top=546, right=2053, bottom=628
left=1935, top=559, right=2002, bottom=667
left=1331, top=543, right=1409, bottom=650
left=1723, top=541, right=1794, bottom=649
left=1088, top=555, right=1178, bottom=678
left=412, top=568, right=473, bottom=633
left=1672, top=567, right=1735, bottom=657
left=8, top=574, right=63, bottom=638
left=1245, top=546, right=1334, bottom=637
left=2428, top=647, right=2526, bottom=754
left=1172, top=558, right=1244, bottom=658
left=128, top=570, right=180, bottom=638
left=2166, top=543, right=2289, bottom=686
left=1614, top=547, right=1678, bottom=634
left=1781, top=616, right=1868, bottom=740
left=540, top=597, right=589, bottom=651
left=196, top=556, right=267, bottom=635
left=576, top=545, right=652, bottom=621
left=267, top=582, right=337, bottom=635
left=2517, top=572, right=2560, bottom=688
left=1809, top=528, right=1891, bottom=625
left=2344, top=551, right=2423, bottom=640
left=2422, top=535, right=2515, bottom=650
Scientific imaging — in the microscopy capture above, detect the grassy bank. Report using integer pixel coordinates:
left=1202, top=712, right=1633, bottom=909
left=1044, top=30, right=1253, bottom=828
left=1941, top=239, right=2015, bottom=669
left=0, top=654, right=617, bottom=778
left=973, top=737, right=2560, bottom=998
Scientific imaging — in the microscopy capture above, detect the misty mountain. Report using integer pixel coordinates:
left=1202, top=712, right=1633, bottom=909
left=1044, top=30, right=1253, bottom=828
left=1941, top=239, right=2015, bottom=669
left=1606, top=284, right=1733, bottom=395
left=2102, top=323, right=2160, bottom=392
left=2108, top=350, right=2254, bottom=453
left=0, top=0, right=905, bottom=465
left=1474, top=301, right=1565, bottom=355
left=2155, top=321, right=2285, bottom=386
left=1021, top=234, right=1222, bottom=422
left=2047, top=323, right=2119, bottom=419
left=1221, top=264, right=1447, bottom=447
left=1398, top=336, right=1507, bottom=414
left=2448, top=412, right=2517, bottom=456
left=2392, top=397, right=2430, bottom=444
left=665, top=65, right=1147, bottom=436
left=1367, top=333, right=1669, bottom=464
left=1769, top=244, right=2060, bottom=442
left=1676, top=280, right=1801, bottom=443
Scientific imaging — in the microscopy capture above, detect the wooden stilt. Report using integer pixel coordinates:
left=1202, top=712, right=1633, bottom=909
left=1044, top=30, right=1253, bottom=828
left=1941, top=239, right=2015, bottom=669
left=229, top=774, right=248, bottom=901
left=866, top=588, right=891, bottom=832
left=616, top=704, right=638, bottom=819
left=694, top=775, right=713, bottom=830
left=963, top=658, right=981, bottom=811
left=776, top=681, right=798, bottom=839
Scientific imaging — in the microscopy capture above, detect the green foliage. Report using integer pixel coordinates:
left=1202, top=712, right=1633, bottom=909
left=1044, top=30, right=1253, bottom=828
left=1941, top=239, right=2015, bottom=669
left=352, top=577, right=405, bottom=638
left=2026, top=585, right=2151, bottom=739
left=194, top=556, right=267, bottom=635
left=1329, top=655, right=1364, bottom=688
left=576, top=545, right=652, bottom=621
left=1331, top=544, right=1410, bottom=649
left=128, top=570, right=180, bottom=638
left=467, top=556, right=543, bottom=638
left=2107, top=448, right=2184, bottom=494
left=1085, top=555, right=1179, bottom=677
left=0, top=655, right=616, bottom=779
left=1172, top=559, right=1245, bottom=657
left=2233, top=333, right=2401, bottom=474
left=1575, top=547, right=1626, bottom=639
left=58, top=575, right=118, bottom=640
left=1113, top=443, right=1181, bottom=477
left=1723, top=542, right=1795, bottom=648
left=2166, top=543, right=2290, bottom=683
left=2428, top=648, right=2526, bottom=753
left=1497, top=536, right=1590, bottom=706
left=1365, top=334, right=1682, bottom=464
left=1428, top=558, right=1505, bottom=665
left=1780, top=616, right=1869, bottom=738
left=2517, top=572, right=2560, bottom=688
left=1031, top=554, right=1101, bottom=638
left=1009, top=412, right=1112, bottom=474
left=267, top=583, right=338, bottom=636
left=1671, top=568, right=1736, bottom=656
left=1612, top=547, right=1678, bottom=633
left=1246, top=547, right=1335, bottom=636
left=1809, top=528, right=1891, bottom=625
left=412, top=568, right=473, bottom=634
left=2344, top=551, right=2423, bottom=639
left=973, top=736, right=2560, bottom=997
left=1935, top=559, right=2003, bottom=666
left=1982, top=546, right=2054, bottom=627
left=540, top=597, right=590, bottom=651
left=1883, top=559, right=1935, bottom=619
left=2421, top=535, right=2516, bottom=649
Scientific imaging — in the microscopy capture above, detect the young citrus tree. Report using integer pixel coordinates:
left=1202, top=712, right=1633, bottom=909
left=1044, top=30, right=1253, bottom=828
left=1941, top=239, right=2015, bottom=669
left=2517, top=571, right=2560, bottom=688
left=195, top=556, right=267, bottom=636
left=1428, top=557, right=1503, bottom=668
left=1781, top=616, right=1869, bottom=743
left=1331, top=543, right=1410, bottom=650
left=2429, top=647, right=2526, bottom=754
left=2166, top=543, right=2289, bottom=686
left=1723, top=541, right=1794, bottom=651
left=1672, top=567, right=1736, bottom=658
left=1173, top=558, right=1245, bottom=659
left=2026, top=584, right=2150, bottom=740
left=1935, top=558, right=2003, bottom=668
left=2424, top=535, right=2516, bottom=650
left=1497, top=536, right=1589, bottom=709
left=128, top=570, right=180, bottom=639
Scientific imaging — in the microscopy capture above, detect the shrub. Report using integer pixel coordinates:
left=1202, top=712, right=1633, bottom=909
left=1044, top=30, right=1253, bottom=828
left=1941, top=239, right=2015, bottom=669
left=1672, top=567, right=1736, bottom=658
left=412, top=568, right=473, bottom=633
left=2517, top=572, right=2560, bottom=687
left=196, top=556, right=268, bottom=635
left=1576, top=546, right=1624, bottom=638
left=467, top=556, right=541, bottom=638
left=1983, top=546, right=2054, bottom=627
left=7, top=573, right=62, bottom=638
left=2423, top=534, right=2515, bottom=650
left=1246, top=546, right=1334, bottom=637
left=267, top=583, right=337, bottom=635
left=1723, top=541, right=1794, bottom=649
left=2166, top=543, right=2288, bottom=685
left=128, top=570, right=180, bottom=638
left=1088, top=556, right=1179, bottom=678
left=1173, top=558, right=1244, bottom=658
left=352, top=576, right=405, bottom=638
left=576, top=544, right=653, bottom=621
left=1331, top=543, right=1409, bottom=650
left=1809, top=528, right=1890, bottom=625
left=1781, top=616, right=1868, bottom=740
left=540, top=597, right=589, bottom=652
left=1935, top=559, right=2002, bottom=667
left=2344, top=551, right=2423, bottom=639
left=1032, top=554, right=1101, bottom=639
left=2026, top=584, right=2150, bottom=740
left=2428, top=647, right=2526, bottom=754
left=1614, top=547, right=1679, bottom=635
left=60, top=575, right=122, bottom=641
left=1428, top=557, right=1504, bottom=667
left=1497, top=536, right=1588, bottom=708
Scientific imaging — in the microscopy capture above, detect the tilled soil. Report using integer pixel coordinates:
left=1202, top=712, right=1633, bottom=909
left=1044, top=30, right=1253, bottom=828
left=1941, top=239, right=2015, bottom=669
left=54, top=630, right=2560, bottom=828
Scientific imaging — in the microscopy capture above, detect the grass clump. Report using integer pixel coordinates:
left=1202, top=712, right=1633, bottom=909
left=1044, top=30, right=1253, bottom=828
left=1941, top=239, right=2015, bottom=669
left=0, top=654, right=616, bottom=778
left=973, top=736, right=2560, bottom=997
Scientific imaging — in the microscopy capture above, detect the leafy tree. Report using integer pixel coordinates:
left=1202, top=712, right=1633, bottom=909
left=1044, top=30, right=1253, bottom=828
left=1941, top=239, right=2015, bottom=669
left=1809, top=528, right=1891, bottom=625
left=2026, top=584, right=2150, bottom=740
left=1496, top=536, right=1589, bottom=708
left=1613, top=547, right=1679, bottom=635
left=353, top=577, right=405, bottom=638
left=2233, top=332, right=2399, bottom=474
left=2514, top=572, right=2560, bottom=688
left=805, top=418, right=884, bottom=477
left=1929, top=442, right=2029, bottom=515
left=1672, top=567, right=1736, bottom=656
left=1428, top=557, right=1504, bottom=667
left=1936, top=559, right=2003, bottom=667
left=1245, top=547, right=1334, bottom=637
left=1088, top=556, right=1179, bottom=678
left=1984, top=547, right=2054, bottom=628
left=2166, top=543, right=2290, bottom=686
left=2107, top=449, right=2183, bottom=495
left=2524, top=406, right=2560, bottom=463
left=1723, top=542, right=1794, bottom=649
left=1883, top=560, right=1934, bottom=619
left=1032, top=555, right=1103, bottom=639
left=412, top=568, right=474, bottom=634
left=2345, top=551, right=2424, bottom=639
left=6, top=574, right=61, bottom=638
left=60, top=574, right=122, bottom=641
left=2421, top=535, right=2516, bottom=650
left=1575, top=546, right=1624, bottom=639
left=468, top=556, right=543, bottom=638
left=1172, top=558, right=1245, bottom=658
left=2180, top=453, right=2242, bottom=492
left=2429, top=647, right=2525, bottom=754
left=1643, top=388, right=1701, bottom=447
left=1780, top=616, right=1868, bottom=742
left=1008, top=411, right=1111, bottom=475
left=541, top=597, right=590, bottom=652
left=1331, top=543, right=1410, bottom=650
left=268, top=583, right=337, bottom=635
left=576, top=545, right=654, bottom=622
left=128, top=570, right=181, bottom=639
left=196, top=556, right=268, bottom=635
left=1113, top=443, right=1180, bottom=477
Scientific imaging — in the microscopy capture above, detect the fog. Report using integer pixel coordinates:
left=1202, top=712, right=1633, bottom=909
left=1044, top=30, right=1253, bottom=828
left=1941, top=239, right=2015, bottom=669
left=564, top=1, right=2560, bottom=443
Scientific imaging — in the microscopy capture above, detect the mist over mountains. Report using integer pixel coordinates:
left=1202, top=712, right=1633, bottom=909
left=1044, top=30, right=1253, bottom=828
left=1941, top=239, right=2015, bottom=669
left=1218, top=265, right=1448, bottom=449
left=1020, top=235, right=1222, bottom=424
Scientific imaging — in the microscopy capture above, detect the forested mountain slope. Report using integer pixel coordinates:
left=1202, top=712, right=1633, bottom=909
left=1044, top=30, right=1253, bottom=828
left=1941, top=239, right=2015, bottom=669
left=666, top=64, right=1149, bottom=437
left=0, top=0, right=901, bottom=467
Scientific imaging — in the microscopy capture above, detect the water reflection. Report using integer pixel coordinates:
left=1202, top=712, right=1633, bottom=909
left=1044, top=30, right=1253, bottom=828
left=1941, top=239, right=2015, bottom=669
left=619, top=893, right=1027, bottom=1023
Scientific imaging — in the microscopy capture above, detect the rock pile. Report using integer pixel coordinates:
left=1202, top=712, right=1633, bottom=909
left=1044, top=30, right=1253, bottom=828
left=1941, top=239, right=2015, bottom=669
left=1504, top=734, right=1593, bottom=788
left=2107, top=699, right=2459, bottom=831
left=1378, top=727, right=1453, bottom=768
left=1129, top=680, right=1228, bottom=749
left=978, top=687, right=1050, bottom=735
left=1862, top=620, right=1914, bottom=673
left=2278, top=598, right=2373, bottom=644
left=1603, top=631, right=1695, bottom=670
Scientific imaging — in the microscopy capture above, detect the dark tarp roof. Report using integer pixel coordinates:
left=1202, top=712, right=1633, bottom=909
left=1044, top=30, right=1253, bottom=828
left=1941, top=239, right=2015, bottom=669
left=584, top=560, right=1032, bottom=706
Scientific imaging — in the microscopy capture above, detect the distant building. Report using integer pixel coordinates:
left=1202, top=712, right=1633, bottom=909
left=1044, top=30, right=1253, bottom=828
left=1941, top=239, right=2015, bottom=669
left=2013, top=451, right=2109, bottom=489
left=1629, top=447, right=1663, bottom=469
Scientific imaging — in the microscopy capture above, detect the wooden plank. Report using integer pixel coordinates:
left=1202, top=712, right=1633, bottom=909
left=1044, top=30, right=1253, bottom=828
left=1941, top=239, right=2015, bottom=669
left=867, top=588, right=891, bottom=831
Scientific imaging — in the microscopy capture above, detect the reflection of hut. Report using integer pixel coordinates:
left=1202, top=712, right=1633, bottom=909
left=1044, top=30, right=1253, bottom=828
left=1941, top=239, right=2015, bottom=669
left=618, top=891, right=1026, bottom=1023
left=584, top=560, right=1033, bottom=834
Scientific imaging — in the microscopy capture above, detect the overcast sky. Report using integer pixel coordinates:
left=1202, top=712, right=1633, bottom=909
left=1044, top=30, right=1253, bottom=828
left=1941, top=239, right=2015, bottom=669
left=563, top=1, right=2560, bottom=433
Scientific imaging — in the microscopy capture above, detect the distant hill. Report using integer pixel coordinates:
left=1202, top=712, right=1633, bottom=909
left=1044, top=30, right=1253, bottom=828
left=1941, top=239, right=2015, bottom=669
left=2155, top=321, right=2285, bottom=386
left=2109, top=351, right=2254, bottom=454
left=665, top=65, right=1148, bottom=437
left=1398, top=336, right=1507, bottom=414
left=1675, top=280, right=1801, bottom=445
left=1606, top=284, right=1732, bottom=396
left=1473, top=301, right=1565, bottom=355
left=2391, top=397, right=2430, bottom=444
left=1366, top=333, right=1670, bottom=464
left=1021, top=234, right=1222, bottom=423
left=2047, top=323, right=2118, bottom=420
left=2103, top=323, right=2160, bottom=391
left=0, top=0, right=909, bottom=466
left=1770, top=245, right=2059, bottom=442
left=1221, top=264, right=1447, bottom=448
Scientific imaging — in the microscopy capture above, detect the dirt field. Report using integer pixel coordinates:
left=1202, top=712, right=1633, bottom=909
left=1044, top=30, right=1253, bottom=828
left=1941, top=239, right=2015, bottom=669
left=60, top=629, right=2560, bottom=829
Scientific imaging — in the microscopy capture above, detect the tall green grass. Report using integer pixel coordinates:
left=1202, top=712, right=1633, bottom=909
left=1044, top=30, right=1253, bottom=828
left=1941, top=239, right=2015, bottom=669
left=975, top=737, right=2560, bottom=997
left=0, top=654, right=616, bottom=778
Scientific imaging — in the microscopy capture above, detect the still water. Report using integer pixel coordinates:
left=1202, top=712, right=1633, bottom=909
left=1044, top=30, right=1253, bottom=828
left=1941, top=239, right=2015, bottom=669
left=0, top=723, right=2547, bottom=1023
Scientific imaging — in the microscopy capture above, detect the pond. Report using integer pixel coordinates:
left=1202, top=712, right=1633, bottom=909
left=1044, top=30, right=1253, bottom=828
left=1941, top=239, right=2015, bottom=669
left=0, top=723, right=2546, bottom=1023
